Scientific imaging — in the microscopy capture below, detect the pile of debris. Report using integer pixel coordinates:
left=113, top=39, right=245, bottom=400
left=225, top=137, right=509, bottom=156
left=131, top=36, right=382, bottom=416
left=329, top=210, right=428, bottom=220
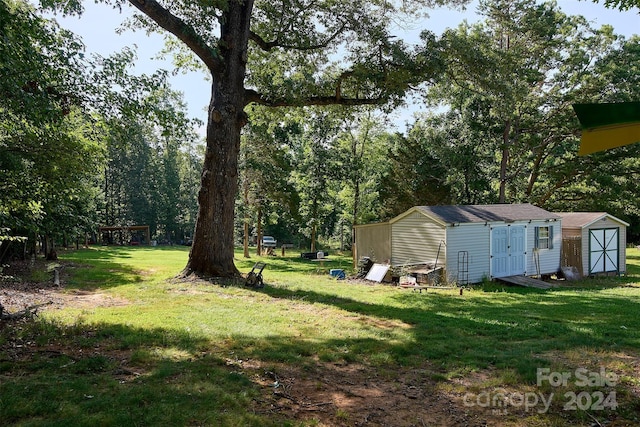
left=355, top=257, right=445, bottom=286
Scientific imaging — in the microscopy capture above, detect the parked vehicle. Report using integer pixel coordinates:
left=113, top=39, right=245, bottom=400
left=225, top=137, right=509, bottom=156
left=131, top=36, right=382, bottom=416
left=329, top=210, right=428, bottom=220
left=262, top=236, right=277, bottom=248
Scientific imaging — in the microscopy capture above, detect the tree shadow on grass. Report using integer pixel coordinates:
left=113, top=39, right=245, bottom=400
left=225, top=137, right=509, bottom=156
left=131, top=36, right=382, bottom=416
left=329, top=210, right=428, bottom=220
left=250, top=283, right=640, bottom=379
left=59, top=259, right=144, bottom=291
left=0, top=320, right=282, bottom=426
left=59, top=246, right=190, bottom=291
left=2, top=281, right=639, bottom=426
left=235, top=254, right=351, bottom=275
left=1, top=315, right=513, bottom=426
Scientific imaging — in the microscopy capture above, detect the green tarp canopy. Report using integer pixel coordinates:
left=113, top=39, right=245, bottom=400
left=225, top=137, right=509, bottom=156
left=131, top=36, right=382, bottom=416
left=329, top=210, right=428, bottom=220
left=572, top=102, right=640, bottom=155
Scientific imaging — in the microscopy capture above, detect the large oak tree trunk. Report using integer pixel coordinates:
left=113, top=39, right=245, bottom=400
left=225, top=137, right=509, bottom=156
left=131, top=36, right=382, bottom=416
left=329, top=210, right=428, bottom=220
left=182, top=96, right=241, bottom=277
left=181, top=0, right=253, bottom=278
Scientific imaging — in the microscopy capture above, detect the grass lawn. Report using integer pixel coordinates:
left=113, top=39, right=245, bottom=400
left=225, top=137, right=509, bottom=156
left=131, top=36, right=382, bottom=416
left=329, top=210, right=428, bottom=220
left=1, top=246, right=639, bottom=426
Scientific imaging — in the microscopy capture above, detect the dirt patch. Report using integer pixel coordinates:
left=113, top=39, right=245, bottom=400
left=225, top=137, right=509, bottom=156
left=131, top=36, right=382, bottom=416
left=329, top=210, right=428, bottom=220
left=53, top=289, right=130, bottom=309
left=243, top=359, right=530, bottom=427
left=1, top=260, right=129, bottom=314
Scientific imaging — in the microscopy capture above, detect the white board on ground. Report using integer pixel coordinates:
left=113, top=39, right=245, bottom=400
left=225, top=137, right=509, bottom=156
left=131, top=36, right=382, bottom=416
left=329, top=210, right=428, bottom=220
left=365, top=263, right=390, bottom=282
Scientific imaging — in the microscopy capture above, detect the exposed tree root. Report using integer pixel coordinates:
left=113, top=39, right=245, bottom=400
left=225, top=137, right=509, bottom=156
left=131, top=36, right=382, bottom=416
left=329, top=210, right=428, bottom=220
left=174, top=270, right=245, bottom=287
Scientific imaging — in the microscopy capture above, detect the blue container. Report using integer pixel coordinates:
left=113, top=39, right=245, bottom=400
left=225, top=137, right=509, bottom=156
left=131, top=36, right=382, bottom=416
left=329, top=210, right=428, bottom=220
left=330, top=269, right=346, bottom=280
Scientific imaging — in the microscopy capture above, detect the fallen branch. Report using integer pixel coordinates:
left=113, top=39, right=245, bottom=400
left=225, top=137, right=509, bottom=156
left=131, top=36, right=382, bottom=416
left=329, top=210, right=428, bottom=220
left=274, top=390, right=298, bottom=403
left=0, top=301, right=52, bottom=321
left=301, top=401, right=333, bottom=408
left=585, top=412, right=603, bottom=427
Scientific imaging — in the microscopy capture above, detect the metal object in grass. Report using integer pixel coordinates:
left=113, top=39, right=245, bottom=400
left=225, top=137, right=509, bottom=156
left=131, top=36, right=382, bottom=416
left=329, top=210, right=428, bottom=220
left=245, top=262, right=266, bottom=288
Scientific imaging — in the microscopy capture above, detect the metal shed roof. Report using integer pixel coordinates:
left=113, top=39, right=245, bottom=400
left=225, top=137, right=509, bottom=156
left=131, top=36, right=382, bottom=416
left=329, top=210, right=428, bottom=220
left=555, top=212, right=629, bottom=228
left=401, top=203, right=560, bottom=225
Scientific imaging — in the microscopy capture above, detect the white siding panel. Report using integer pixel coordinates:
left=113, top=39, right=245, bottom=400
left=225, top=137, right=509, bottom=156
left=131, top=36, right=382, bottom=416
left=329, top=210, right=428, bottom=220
left=527, top=222, right=561, bottom=276
left=391, top=212, right=445, bottom=266
left=581, top=227, right=590, bottom=276
left=446, top=224, right=491, bottom=284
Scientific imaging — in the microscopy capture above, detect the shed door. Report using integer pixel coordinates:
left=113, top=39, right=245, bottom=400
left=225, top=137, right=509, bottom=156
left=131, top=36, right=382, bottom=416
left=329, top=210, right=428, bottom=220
left=491, top=226, right=526, bottom=278
left=509, top=226, right=526, bottom=276
left=589, top=228, right=619, bottom=274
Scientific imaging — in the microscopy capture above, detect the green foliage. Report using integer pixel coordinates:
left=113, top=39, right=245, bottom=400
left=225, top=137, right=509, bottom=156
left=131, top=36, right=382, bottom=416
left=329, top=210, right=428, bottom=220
left=290, top=109, right=343, bottom=241
left=594, top=0, right=640, bottom=11
left=418, top=0, right=640, bottom=233
left=333, top=109, right=392, bottom=226
left=100, top=98, right=202, bottom=242
left=239, top=107, right=302, bottom=248
left=0, top=0, right=106, bottom=252
left=240, top=106, right=396, bottom=247
left=378, top=127, right=454, bottom=218
left=13, top=0, right=640, bottom=270
left=37, top=0, right=478, bottom=278
left=1, top=1, right=203, bottom=251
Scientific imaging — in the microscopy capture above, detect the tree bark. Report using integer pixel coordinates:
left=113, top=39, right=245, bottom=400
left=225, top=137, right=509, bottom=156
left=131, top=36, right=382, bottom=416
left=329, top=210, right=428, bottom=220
left=242, top=179, right=250, bottom=258
left=45, top=236, right=57, bottom=261
left=498, top=119, right=511, bottom=203
left=182, top=85, right=243, bottom=276
left=180, top=0, right=254, bottom=278
left=256, top=206, right=262, bottom=256
left=351, top=133, right=361, bottom=229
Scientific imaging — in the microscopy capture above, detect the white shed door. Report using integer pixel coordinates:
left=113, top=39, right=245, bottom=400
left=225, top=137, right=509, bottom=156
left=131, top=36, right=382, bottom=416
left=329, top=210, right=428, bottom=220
left=589, top=228, right=619, bottom=274
left=491, top=226, right=526, bottom=278
left=509, top=226, right=526, bottom=275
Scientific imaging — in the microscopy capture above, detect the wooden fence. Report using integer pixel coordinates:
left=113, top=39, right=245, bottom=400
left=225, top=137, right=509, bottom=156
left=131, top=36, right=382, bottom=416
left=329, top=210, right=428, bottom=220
left=561, top=236, right=583, bottom=277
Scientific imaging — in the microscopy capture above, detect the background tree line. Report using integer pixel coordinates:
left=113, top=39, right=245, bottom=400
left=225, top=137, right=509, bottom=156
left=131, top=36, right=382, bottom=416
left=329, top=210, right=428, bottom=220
left=238, top=0, right=640, bottom=252
left=0, top=0, right=202, bottom=261
left=1, top=0, right=639, bottom=266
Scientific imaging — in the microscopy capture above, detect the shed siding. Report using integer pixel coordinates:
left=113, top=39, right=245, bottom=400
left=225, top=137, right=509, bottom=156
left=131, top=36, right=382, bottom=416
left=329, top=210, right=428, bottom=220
left=580, top=228, right=590, bottom=276
left=354, top=223, right=391, bottom=263
left=446, top=224, right=491, bottom=284
left=391, top=212, right=445, bottom=266
left=527, top=222, right=562, bottom=276
left=620, top=226, right=627, bottom=274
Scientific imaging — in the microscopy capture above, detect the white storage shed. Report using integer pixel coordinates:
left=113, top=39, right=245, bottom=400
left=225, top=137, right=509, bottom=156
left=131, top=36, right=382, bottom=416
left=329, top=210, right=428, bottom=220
left=557, top=212, right=629, bottom=277
left=354, top=204, right=562, bottom=284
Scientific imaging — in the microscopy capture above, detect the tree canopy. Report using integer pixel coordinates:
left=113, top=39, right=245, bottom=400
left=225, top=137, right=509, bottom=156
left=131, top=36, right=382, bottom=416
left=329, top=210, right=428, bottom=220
left=4, top=0, right=640, bottom=271
left=39, top=0, right=475, bottom=278
left=0, top=0, right=202, bottom=262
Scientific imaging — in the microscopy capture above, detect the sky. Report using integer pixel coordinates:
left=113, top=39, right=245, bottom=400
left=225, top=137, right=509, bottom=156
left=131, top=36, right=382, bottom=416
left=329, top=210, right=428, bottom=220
left=49, top=1, right=640, bottom=133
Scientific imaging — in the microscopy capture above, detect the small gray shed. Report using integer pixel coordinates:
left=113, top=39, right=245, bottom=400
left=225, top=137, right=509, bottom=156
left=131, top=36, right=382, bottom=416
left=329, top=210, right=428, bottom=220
left=354, top=204, right=562, bottom=284
left=557, top=212, right=629, bottom=277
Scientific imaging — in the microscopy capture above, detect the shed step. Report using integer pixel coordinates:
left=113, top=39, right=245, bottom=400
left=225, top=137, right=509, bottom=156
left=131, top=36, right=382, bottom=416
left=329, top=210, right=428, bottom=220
left=496, top=275, right=554, bottom=289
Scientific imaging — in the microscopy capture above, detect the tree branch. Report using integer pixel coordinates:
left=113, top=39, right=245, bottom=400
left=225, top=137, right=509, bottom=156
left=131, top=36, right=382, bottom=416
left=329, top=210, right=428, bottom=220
left=244, top=89, right=385, bottom=107
left=244, top=65, right=393, bottom=107
left=127, top=0, right=223, bottom=73
left=249, top=21, right=347, bottom=52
